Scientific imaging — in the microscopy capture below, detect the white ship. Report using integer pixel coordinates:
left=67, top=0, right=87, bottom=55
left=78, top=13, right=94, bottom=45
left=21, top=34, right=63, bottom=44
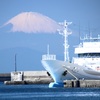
left=41, top=20, right=100, bottom=88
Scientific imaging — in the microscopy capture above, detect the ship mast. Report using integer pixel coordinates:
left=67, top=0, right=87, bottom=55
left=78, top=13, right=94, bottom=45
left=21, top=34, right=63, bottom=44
left=58, top=20, right=72, bottom=62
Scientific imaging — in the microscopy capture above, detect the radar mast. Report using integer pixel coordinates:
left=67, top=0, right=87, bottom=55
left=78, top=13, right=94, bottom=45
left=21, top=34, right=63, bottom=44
left=58, top=20, right=72, bottom=62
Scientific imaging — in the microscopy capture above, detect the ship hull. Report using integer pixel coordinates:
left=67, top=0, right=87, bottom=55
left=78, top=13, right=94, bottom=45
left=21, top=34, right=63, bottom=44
left=41, top=60, right=100, bottom=83
left=41, top=60, right=75, bottom=82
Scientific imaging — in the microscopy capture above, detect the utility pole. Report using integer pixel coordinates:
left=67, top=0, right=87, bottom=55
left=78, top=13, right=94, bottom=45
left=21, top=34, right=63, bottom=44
left=15, top=54, right=17, bottom=72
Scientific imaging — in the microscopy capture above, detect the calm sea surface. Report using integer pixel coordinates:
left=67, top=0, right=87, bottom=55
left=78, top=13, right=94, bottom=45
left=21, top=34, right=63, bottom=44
left=0, top=82, right=100, bottom=100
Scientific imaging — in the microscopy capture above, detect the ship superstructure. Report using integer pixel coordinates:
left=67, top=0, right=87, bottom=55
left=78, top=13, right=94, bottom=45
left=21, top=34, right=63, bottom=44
left=73, top=35, right=100, bottom=73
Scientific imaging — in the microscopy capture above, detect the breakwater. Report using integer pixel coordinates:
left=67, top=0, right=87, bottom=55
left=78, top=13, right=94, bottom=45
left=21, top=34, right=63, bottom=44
left=3, top=71, right=100, bottom=88
left=64, top=80, right=100, bottom=88
left=4, top=71, right=53, bottom=85
left=0, top=73, right=11, bottom=82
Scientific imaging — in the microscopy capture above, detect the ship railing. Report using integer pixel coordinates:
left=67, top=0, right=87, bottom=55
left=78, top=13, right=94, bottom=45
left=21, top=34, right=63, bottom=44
left=72, top=57, right=100, bottom=63
left=73, top=56, right=100, bottom=58
left=42, top=54, right=56, bottom=60
left=80, top=34, right=100, bottom=41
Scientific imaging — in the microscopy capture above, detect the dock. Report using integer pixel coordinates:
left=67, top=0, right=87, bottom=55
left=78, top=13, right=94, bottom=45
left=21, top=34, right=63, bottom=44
left=4, top=79, right=100, bottom=88
left=64, top=80, right=100, bottom=88
left=0, top=73, right=11, bottom=82
left=3, top=71, right=100, bottom=88
left=4, top=71, right=53, bottom=85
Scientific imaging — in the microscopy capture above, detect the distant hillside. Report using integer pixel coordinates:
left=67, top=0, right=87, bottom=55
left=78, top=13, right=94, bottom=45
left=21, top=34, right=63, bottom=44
left=0, top=47, right=45, bottom=73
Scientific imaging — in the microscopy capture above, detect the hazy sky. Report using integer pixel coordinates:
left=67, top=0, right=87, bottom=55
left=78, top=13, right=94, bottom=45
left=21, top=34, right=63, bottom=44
left=0, top=0, right=100, bottom=73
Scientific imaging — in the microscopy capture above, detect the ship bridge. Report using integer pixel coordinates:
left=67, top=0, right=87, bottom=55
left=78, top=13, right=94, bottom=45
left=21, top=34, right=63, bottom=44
left=75, top=41, right=100, bottom=54
left=75, top=35, right=100, bottom=54
left=73, top=35, right=100, bottom=66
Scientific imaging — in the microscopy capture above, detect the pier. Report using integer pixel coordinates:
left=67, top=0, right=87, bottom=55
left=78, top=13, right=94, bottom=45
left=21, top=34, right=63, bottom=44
left=0, top=73, right=11, bottom=82
left=64, top=80, right=100, bottom=88
left=4, top=71, right=53, bottom=85
left=3, top=71, right=100, bottom=88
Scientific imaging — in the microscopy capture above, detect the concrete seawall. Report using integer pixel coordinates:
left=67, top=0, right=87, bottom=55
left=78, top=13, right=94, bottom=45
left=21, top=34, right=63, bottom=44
left=0, top=73, right=11, bottom=82
left=3, top=71, right=100, bottom=88
left=4, top=71, right=53, bottom=85
left=64, top=80, right=100, bottom=88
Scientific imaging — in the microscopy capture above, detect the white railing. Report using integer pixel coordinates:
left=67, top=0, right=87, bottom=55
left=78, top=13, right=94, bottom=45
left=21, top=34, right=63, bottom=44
left=42, top=54, right=56, bottom=60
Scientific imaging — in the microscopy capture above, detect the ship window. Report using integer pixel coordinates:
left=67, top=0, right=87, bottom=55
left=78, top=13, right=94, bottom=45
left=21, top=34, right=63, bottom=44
left=78, top=53, right=100, bottom=58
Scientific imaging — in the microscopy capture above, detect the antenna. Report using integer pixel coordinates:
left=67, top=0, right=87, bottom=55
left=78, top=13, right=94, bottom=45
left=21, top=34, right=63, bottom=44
left=47, top=44, right=50, bottom=55
left=88, top=22, right=92, bottom=40
left=58, top=20, right=72, bottom=62
left=15, top=54, right=17, bottom=72
left=79, top=22, right=80, bottom=43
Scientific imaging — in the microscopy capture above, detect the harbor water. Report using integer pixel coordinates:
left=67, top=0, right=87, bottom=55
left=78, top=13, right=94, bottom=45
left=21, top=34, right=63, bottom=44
left=0, top=82, right=100, bottom=100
